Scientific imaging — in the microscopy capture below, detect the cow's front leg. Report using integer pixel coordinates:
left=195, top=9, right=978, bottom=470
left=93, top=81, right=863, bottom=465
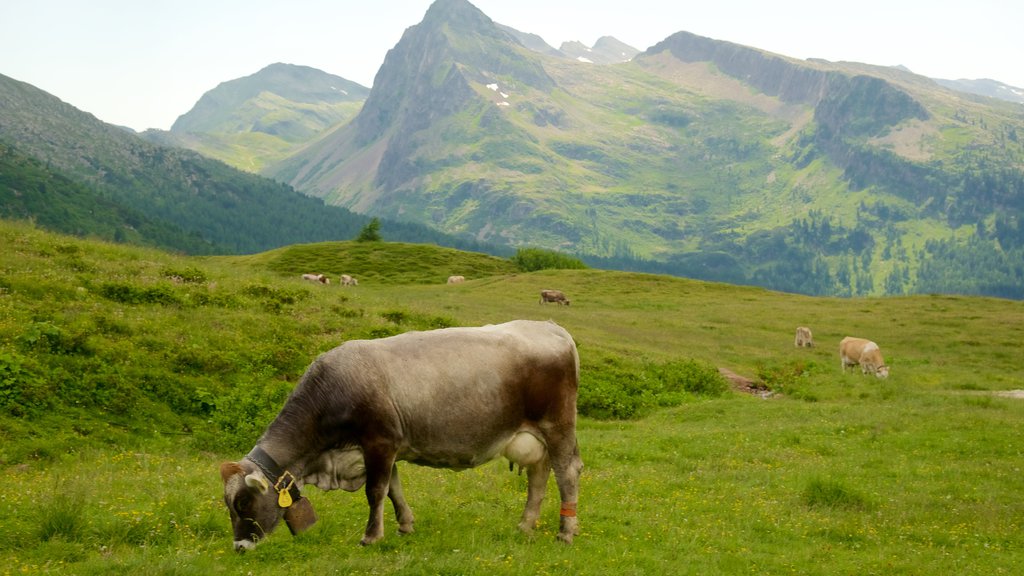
left=388, top=463, right=415, bottom=535
left=518, top=456, right=550, bottom=533
left=360, top=447, right=396, bottom=545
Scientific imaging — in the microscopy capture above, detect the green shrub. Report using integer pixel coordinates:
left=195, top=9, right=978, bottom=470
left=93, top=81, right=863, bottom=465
left=98, top=282, right=180, bottom=306
left=160, top=265, right=208, bottom=284
left=651, top=359, right=729, bottom=398
left=511, top=247, right=587, bottom=271
left=206, top=377, right=294, bottom=451
left=578, top=364, right=655, bottom=419
left=17, top=321, right=92, bottom=356
left=241, top=283, right=308, bottom=312
left=578, top=356, right=724, bottom=419
left=46, top=359, right=142, bottom=415
left=756, top=359, right=823, bottom=401
left=381, top=310, right=407, bottom=324
left=0, top=350, right=51, bottom=416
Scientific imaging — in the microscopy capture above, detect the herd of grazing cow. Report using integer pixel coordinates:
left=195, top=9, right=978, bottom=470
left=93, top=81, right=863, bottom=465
left=222, top=276, right=891, bottom=551
left=303, top=274, right=573, bottom=310
left=302, top=273, right=358, bottom=286
left=794, top=326, right=889, bottom=379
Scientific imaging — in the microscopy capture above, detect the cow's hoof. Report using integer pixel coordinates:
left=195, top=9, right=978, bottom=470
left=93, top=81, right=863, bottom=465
left=517, top=520, right=537, bottom=534
left=360, top=533, right=383, bottom=546
left=398, top=522, right=415, bottom=535
left=556, top=531, right=574, bottom=544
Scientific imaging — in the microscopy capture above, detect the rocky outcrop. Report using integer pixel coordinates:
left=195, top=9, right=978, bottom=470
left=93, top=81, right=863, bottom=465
left=647, top=31, right=928, bottom=139
left=560, top=36, right=639, bottom=64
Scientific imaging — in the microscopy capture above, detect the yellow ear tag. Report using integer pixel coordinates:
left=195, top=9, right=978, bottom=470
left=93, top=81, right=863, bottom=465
left=274, top=470, right=296, bottom=508
left=278, top=488, right=293, bottom=508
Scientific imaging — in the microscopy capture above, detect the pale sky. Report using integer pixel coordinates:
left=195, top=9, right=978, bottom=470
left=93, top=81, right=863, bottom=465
left=1, top=0, right=1020, bottom=132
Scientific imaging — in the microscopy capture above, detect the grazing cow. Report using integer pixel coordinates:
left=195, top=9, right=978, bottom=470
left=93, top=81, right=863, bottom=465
left=340, top=274, right=358, bottom=286
left=219, top=320, right=583, bottom=550
left=447, top=275, right=466, bottom=284
left=840, top=336, right=889, bottom=378
left=301, top=273, right=330, bottom=285
left=539, top=289, right=570, bottom=306
left=794, top=326, right=814, bottom=348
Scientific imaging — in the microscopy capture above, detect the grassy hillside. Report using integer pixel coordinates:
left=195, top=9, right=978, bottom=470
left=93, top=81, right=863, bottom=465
left=1, top=219, right=1022, bottom=574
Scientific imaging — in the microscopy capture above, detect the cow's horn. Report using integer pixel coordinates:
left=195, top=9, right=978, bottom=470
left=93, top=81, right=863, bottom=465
left=220, top=461, right=243, bottom=483
left=245, top=471, right=270, bottom=494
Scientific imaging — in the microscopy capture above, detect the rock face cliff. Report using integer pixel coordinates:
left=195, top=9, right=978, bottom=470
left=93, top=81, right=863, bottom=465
left=272, top=0, right=552, bottom=205
left=648, top=31, right=928, bottom=137
left=560, top=36, right=639, bottom=64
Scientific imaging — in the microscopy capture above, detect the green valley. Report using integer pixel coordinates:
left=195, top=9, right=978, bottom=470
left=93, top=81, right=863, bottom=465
left=1, top=220, right=1021, bottom=574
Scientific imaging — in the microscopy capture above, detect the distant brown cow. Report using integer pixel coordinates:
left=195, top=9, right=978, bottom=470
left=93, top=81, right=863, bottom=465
left=794, top=326, right=814, bottom=348
left=840, top=337, right=889, bottom=378
left=302, top=273, right=330, bottom=285
left=540, top=289, right=570, bottom=306
left=447, top=275, right=466, bottom=284
left=340, top=274, right=358, bottom=286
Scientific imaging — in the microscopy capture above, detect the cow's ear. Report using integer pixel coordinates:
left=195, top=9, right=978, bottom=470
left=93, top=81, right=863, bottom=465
left=245, top=470, right=270, bottom=494
left=220, top=461, right=243, bottom=483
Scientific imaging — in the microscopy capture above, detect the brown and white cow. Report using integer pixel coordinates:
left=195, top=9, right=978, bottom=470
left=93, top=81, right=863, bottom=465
left=840, top=336, right=889, bottom=378
left=447, top=275, right=466, bottom=284
left=220, top=320, right=583, bottom=550
left=539, top=289, right=570, bottom=306
left=794, top=326, right=814, bottom=348
left=301, top=273, right=330, bottom=285
left=339, top=274, right=358, bottom=286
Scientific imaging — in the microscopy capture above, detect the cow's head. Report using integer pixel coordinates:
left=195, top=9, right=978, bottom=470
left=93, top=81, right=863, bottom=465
left=874, top=365, right=890, bottom=379
left=220, top=461, right=317, bottom=551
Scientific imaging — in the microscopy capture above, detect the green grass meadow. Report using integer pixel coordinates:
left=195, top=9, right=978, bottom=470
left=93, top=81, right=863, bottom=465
left=1, top=220, right=1022, bottom=574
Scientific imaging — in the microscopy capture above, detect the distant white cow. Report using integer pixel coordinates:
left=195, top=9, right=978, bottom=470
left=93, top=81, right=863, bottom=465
left=302, top=273, right=330, bottom=285
left=794, top=326, right=814, bottom=348
left=340, top=274, right=358, bottom=286
left=840, top=337, right=889, bottom=378
left=447, top=275, right=466, bottom=284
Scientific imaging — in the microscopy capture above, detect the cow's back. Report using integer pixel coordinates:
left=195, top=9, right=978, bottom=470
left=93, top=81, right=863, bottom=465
left=841, top=337, right=876, bottom=359
left=317, top=320, right=578, bottom=467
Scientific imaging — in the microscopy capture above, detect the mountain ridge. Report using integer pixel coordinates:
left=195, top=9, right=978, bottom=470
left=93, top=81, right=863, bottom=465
left=0, top=71, right=501, bottom=257
left=3, top=0, right=1022, bottom=297
left=261, top=0, right=1022, bottom=297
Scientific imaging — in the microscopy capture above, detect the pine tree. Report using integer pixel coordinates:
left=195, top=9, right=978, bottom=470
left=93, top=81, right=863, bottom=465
left=356, top=218, right=382, bottom=242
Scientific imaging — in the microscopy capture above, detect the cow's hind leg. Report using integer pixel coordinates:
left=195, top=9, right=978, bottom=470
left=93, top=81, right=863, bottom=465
left=388, top=463, right=415, bottom=535
left=549, top=435, right=584, bottom=544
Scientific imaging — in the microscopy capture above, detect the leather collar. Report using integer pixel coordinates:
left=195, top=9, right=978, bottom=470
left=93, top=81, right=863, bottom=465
left=246, top=445, right=302, bottom=507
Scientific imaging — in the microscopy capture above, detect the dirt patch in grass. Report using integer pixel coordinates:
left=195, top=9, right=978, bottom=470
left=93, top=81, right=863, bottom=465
left=993, top=390, right=1024, bottom=399
left=719, top=367, right=775, bottom=398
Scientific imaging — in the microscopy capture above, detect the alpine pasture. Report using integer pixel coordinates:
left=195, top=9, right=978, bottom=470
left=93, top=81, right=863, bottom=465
left=1, top=220, right=1021, bottom=575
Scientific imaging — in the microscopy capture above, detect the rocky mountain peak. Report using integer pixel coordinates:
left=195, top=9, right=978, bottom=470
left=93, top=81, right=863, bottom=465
left=354, top=0, right=551, bottom=146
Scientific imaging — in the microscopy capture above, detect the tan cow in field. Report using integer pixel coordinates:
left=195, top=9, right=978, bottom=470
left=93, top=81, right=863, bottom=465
left=447, top=275, right=465, bottom=284
left=540, top=289, right=570, bottom=306
left=794, top=326, right=814, bottom=348
left=340, top=274, right=358, bottom=286
left=840, top=337, right=889, bottom=378
left=302, top=273, right=330, bottom=285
